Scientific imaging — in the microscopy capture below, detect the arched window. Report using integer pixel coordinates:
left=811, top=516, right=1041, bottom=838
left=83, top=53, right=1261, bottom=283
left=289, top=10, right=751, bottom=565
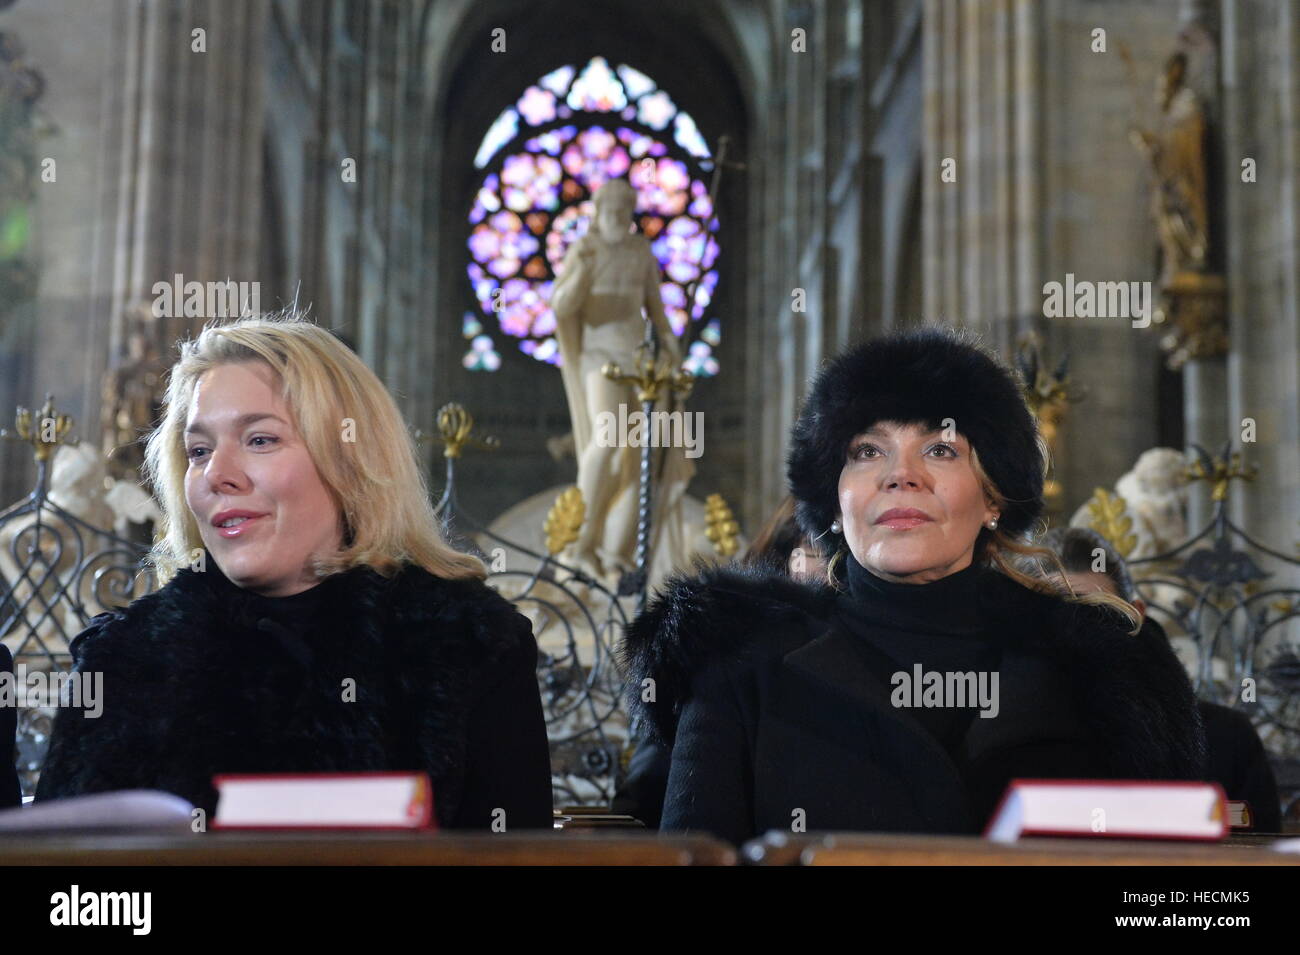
left=464, top=57, right=721, bottom=376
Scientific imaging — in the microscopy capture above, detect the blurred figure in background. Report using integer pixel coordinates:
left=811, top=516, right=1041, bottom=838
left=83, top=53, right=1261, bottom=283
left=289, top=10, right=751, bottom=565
left=743, top=494, right=828, bottom=583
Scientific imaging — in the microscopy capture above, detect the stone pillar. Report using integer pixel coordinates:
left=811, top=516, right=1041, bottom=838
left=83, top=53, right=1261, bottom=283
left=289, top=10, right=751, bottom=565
left=923, top=0, right=1042, bottom=346
left=1221, top=0, right=1300, bottom=553
left=107, top=0, right=268, bottom=468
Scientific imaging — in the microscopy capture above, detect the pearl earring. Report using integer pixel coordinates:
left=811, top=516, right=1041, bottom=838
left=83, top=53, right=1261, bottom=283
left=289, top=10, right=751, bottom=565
left=830, top=519, right=842, bottom=534
left=988, top=518, right=998, bottom=530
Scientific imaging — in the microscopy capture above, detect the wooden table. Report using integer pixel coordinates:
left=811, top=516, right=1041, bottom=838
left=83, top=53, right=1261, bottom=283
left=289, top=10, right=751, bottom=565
left=742, top=831, right=1300, bottom=866
left=9, top=828, right=1295, bottom=867
left=0, top=830, right=736, bottom=866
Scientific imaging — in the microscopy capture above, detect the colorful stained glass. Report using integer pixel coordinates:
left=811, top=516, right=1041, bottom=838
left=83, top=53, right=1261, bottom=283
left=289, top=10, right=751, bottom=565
left=617, top=64, right=656, bottom=99
left=500, top=153, right=562, bottom=212
left=474, top=109, right=519, bottom=168
left=516, top=86, right=557, bottom=126
left=466, top=56, right=722, bottom=375
left=526, top=125, right=577, bottom=156
left=539, top=65, right=574, bottom=96
left=637, top=90, right=676, bottom=131
left=682, top=339, right=719, bottom=377
left=673, top=112, right=710, bottom=160
left=566, top=57, right=626, bottom=112
left=463, top=334, right=502, bottom=371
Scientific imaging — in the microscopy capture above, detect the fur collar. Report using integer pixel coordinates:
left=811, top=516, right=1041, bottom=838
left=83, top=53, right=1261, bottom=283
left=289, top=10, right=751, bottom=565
left=620, top=562, right=1206, bottom=779
left=619, top=562, right=837, bottom=740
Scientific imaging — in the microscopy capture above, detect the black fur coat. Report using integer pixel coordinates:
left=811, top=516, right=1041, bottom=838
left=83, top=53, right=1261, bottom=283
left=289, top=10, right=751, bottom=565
left=620, top=562, right=1208, bottom=845
left=35, top=559, right=554, bottom=830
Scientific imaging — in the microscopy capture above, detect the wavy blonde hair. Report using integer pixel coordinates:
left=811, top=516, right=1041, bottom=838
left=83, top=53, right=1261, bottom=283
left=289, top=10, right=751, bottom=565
left=825, top=431, right=1142, bottom=635
left=142, top=311, right=486, bottom=587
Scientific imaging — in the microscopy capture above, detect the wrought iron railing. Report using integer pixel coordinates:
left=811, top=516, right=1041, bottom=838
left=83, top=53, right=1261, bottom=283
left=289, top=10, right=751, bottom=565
left=441, top=503, right=634, bottom=806
left=0, top=397, right=156, bottom=796
left=424, top=403, right=637, bottom=805
left=1081, top=441, right=1300, bottom=818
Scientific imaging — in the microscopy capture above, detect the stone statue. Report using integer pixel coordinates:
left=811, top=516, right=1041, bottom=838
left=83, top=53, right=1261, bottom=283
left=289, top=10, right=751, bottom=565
left=1070, top=447, right=1190, bottom=559
left=1068, top=447, right=1191, bottom=643
left=550, top=179, right=694, bottom=589
left=1129, top=52, right=1209, bottom=284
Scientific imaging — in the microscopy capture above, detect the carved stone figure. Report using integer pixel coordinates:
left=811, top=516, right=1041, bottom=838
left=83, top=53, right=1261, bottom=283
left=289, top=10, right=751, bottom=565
left=1070, top=447, right=1190, bottom=559
left=550, top=179, right=694, bottom=588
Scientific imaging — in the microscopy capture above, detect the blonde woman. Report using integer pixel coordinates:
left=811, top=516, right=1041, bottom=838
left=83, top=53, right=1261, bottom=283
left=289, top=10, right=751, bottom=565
left=621, top=328, right=1206, bottom=844
left=36, top=313, right=553, bottom=829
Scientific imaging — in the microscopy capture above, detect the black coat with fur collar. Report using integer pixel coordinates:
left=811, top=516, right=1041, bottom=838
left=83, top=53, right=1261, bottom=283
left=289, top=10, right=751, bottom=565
left=35, top=559, right=554, bottom=830
left=619, top=563, right=1207, bottom=845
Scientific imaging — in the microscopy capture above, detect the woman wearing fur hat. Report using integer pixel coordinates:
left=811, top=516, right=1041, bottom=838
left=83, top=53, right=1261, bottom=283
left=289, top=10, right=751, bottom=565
left=35, top=313, right=554, bottom=829
left=620, top=327, right=1206, bottom=845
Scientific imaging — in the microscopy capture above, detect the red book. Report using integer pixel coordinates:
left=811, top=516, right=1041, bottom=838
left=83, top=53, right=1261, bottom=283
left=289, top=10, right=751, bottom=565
left=984, top=779, right=1228, bottom=842
left=212, top=772, right=434, bottom=830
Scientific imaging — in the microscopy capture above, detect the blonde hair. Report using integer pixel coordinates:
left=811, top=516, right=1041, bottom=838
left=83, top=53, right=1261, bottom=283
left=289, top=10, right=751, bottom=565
left=825, top=431, right=1142, bottom=635
left=142, top=310, right=486, bottom=587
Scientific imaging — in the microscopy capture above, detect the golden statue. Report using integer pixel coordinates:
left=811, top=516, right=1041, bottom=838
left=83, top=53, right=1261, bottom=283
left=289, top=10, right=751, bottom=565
left=1126, top=47, right=1226, bottom=367
left=1129, top=51, right=1209, bottom=285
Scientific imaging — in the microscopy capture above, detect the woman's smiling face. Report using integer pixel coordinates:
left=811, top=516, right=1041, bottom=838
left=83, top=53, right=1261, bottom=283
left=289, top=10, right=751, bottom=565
left=183, top=361, right=342, bottom=596
left=836, top=420, right=999, bottom=584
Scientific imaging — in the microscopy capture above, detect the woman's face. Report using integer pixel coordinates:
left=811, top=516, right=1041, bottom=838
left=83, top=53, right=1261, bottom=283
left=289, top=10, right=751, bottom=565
left=183, top=361, right=343, bottom=597
left=836, top=420, right=998, bottom=584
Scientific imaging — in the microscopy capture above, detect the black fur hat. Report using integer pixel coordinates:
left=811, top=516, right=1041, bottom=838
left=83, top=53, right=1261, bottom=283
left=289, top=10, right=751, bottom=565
left=787, top=326, right=1044, bottom=550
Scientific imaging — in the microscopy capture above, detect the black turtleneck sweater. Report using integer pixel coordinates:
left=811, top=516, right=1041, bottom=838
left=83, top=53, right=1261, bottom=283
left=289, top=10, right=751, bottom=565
left=218, top=571, right=332, bottom=672
left=837, top=554, right=1004, bottom=757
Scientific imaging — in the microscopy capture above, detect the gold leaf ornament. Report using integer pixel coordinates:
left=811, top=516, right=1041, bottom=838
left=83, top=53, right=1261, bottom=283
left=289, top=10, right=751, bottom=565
left=1083, top=488, right=1137, bottom=558
left=544, top=486, right=585, bottom=555
left=704, top=493, right=740, bottom=558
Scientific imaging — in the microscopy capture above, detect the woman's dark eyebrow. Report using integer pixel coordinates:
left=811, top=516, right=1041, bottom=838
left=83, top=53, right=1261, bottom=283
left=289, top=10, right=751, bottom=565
left=184, top=412, right=286, bottom=436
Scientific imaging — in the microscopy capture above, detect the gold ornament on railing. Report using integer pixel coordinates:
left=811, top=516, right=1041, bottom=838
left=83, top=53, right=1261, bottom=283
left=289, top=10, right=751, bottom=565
left=1014, top=334, right=1085, bottom=515
left=1184, top=451, right=1256, bottom=503
left=704, top=493, right=740, bottom=559
left=544, top=486, right=585, bottom=556
left=1082, top=487, right=1138, bottom=558
left=414, top=402, right=500, bottom=459
left=0, top=394, right=78, bottom=463
left=602, top=339, right=695, bottom=405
